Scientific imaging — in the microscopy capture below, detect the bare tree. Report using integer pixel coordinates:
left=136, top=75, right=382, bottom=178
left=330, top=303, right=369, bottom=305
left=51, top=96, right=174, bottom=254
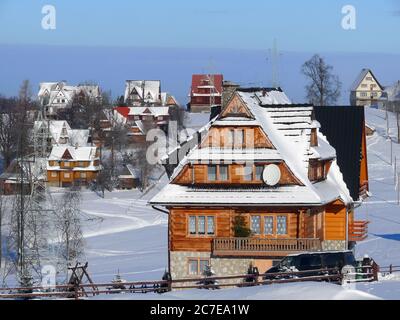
left=301, top=54, right=342, bottom=106
left=54, top=189, right=84, bottom=279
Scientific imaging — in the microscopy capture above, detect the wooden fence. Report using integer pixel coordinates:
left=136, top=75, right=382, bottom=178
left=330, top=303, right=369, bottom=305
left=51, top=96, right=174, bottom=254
left=0, top=266, right=385, bottom=300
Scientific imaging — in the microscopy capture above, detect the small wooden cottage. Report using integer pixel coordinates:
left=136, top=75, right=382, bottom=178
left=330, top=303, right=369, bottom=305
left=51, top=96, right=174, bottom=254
left=47, top=146, right=101, bottom=187
left=150, top=88, right=369, bottom=279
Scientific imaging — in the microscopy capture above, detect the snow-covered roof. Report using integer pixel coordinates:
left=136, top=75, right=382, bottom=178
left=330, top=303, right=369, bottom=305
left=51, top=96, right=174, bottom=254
left=384, top=81, right=400, bottom=102
left=124, top=80, right=161, bottom=104
left=151, top=87, right=352, bottom=207
left=34, top=120, right=71, bottom=143
left=48, top=146, right=99, bottom=161
left=350, top=69, right=384, bottom=91
left=128, top=107, right=169, bottom=117
left=67, top=129, right=90, bottom=147
left=150, top=184, right=342, bottom=207
left=38, top=82, right=101, bottom=106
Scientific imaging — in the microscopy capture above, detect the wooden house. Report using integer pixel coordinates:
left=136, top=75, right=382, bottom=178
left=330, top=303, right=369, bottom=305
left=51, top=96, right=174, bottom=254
left=150, top=88, right=369, bottom=279
left=0, top=158, right=46, bottom=195
left=114, top=106, right=170, bottom=143
left=38, top=82, right=101, bottom=117
left=47, top=146, right=101, bottom=187
left=118, top=164, right=140, bottom=190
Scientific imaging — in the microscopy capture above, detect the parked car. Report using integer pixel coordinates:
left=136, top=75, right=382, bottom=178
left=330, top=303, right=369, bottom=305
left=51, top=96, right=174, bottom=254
left=264, top=251, right=357, bottom=280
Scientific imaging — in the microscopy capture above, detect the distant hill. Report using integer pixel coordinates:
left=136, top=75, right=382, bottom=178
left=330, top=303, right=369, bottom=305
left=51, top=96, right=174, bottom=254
left=1, top=44, right=400, bottom=105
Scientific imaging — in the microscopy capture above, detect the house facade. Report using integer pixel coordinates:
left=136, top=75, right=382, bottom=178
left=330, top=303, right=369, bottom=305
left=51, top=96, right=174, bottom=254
left=150, top=88, right=368, bottom=280
left=189, top=74, right=223, bottom=113
left=47, top=146, right=101, bottom=187
left=114, top=106, right=170, bottom=143
left=350, top=69, right=384, bottom=107
left=38, top=82, right=101, bottom=117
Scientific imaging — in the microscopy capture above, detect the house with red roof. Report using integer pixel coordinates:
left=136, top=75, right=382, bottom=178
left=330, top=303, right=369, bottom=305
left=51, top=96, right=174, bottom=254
left=189, top=74, right=223, bottom=113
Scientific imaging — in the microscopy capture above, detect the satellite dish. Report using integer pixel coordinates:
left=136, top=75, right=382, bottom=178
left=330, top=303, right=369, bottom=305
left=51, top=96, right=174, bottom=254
left=263, top=164, right=281, bottom=186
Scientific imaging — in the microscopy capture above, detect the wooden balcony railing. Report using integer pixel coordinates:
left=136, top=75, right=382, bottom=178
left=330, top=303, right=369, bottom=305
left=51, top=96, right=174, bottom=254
left=213, top=238, right=322, bottom=257
left=349, top=221, right=369, bottom=242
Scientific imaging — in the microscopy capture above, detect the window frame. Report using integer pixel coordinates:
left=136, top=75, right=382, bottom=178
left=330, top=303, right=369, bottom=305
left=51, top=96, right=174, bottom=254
left=187, top=258, right=210, bottom=276
left=207, top=165, right=217, bottom=182
left=248, top=214, right=289, bottom=237
left=188, top=215, right=216, bottom=237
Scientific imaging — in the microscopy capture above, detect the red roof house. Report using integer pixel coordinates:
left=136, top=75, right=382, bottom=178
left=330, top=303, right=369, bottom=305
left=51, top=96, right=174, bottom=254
left=189, top=74, right=223, bottom=113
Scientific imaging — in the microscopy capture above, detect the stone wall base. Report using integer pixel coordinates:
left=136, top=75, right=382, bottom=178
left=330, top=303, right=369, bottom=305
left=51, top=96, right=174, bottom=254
left=321, top=240, right=347, bottom=251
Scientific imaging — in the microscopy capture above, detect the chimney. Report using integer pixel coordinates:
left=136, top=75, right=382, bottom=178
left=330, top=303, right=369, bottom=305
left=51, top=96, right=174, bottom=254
left=262, top=89, right=267, bottom=97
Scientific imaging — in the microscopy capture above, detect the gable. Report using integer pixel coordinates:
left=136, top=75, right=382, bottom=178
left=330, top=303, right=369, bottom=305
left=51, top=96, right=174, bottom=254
left=220, top=93, right=254, bottom=119
left=200, top=126, right=276, bottom=149
left=62, top=149, right=73, bottom=160
left=353, top=69, right=384, bottom=92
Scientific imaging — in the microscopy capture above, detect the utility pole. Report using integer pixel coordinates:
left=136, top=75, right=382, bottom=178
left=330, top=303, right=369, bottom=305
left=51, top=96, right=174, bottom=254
left=398, top=173, right=400, bottom=206
left=395, top=157, right=398, bottom=185
left=391, top=139, right=393, bottom=165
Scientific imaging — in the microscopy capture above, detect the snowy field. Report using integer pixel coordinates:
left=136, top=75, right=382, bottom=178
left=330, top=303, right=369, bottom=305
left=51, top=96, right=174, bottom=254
left=43, top=110, right=400, bottom=299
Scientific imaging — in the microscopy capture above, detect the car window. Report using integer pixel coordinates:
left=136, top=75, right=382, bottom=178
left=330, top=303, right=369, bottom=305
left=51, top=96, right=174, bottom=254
left=323, top=253, right=343, bottom=268
left=344, top=252, right=356, bottom=266
left=280, top=256, right=297, bottom=268
left=299, top=254, right=322, bottom=269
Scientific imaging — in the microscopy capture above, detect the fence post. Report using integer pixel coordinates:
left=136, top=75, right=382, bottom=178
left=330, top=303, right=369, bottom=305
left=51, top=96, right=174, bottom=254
left=74, top=283, right=79, bottom=300
left=390, top=264, right=393, bottom=274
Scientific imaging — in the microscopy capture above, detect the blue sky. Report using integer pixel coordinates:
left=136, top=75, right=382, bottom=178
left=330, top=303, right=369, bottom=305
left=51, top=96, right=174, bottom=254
left=1, top=1, right=400, bottom=103
left=0, top=0, right=400, bottom=52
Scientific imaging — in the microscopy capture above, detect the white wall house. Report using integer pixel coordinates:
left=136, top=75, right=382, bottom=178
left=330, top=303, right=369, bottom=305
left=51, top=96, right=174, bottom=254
left=350, top=69, right=384, bottom=107
left=38, top=81, right=102, bottom=116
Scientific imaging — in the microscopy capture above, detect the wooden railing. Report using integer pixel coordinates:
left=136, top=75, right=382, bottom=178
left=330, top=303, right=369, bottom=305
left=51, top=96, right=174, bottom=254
left=349, top=221, right=369, bottom=242
left=213, top=238, right=322, bottom=257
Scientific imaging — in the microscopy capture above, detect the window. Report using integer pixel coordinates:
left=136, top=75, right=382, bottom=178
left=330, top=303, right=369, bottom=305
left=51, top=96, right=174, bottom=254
left=366, top=77, right=372, bottom=81
left=80, top=172, right=87, bottom=178
left=64, top=162, right=70, bottom=167
left=188, top=260, right=198, bottom=275
left=251, top=216, right=261, bottom=235
left=188, top=216, right=215, bottom=236
left=189, top=216, right=196, bottom=235
left=208, top=166, right=217, bottom=181
left=198, top=216, right=206, bottom=235
left=243, top=166, right=253, bottom=181
left=219, top=165, right=229, bottom=181
left=188, top=259, right=210, bottom=276
left=234, top=130, right=245, bottom=147
left=360, top=92, right=368, bottom=97
left=64, top=172, right=71, bottom=179
left=255, top=165, right=264, bottom=181
left=227, top=130, right=234, bottom=147
left=51, top=172, right=57, bottom=178
left=207, top=216, right=215, bottom=235
left=277, top=216, right=288, bottom=235
left=264, top=216, right=274, bottom=235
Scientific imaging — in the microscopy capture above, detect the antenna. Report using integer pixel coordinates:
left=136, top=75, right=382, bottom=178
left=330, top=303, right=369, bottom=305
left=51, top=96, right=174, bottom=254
left=206, top=57, right=217, bottom=108
left=267, top=38, right=282, bottom=88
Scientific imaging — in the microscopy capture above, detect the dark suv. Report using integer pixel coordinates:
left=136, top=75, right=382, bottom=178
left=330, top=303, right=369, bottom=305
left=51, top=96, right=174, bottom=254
left=264, top=251, right=357, bottom=279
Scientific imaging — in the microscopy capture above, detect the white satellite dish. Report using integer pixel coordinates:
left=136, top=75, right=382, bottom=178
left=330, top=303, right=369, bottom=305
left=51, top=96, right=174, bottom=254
left=263, top=164, right=281, bottom=186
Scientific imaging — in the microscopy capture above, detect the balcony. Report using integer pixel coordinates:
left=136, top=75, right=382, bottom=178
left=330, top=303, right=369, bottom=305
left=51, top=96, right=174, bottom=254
left=212, top=238, right=322, bottom=258
left=349, top=221, right=369, bottom=242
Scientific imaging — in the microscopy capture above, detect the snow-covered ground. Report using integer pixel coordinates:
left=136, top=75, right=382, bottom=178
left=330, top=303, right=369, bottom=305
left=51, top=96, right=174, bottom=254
left=1, top=107, right=398, bottom=300
left=355, top=108, right=400, bottom=268
left=39, top=109, right=400, bottom=299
